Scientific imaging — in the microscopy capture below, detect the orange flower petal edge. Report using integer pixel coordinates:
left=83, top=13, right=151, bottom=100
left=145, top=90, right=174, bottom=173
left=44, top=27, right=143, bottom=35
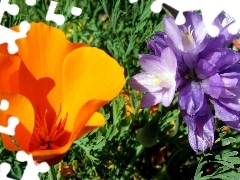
left=0, top=22, right=125, bottom=165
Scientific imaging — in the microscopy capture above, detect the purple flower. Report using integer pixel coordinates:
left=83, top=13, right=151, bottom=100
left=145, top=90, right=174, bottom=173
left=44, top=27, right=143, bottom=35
left=210, top=12, right=240, bottom=48
left=129, top=47, right=177, bottom=108
left=139, top=11, right=240, bottom=152
left=163, top=11, right=210, bottom=68
left=183, top=104, right=214, bottom=152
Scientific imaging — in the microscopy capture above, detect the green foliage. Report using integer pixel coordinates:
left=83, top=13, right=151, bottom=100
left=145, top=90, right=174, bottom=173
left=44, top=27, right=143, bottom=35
left=194, top=133, right=240, bottom=180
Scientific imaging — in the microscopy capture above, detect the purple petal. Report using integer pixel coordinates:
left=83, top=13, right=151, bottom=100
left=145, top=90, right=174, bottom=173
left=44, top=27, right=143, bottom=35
left=138, top=54, right=162, bottom=72
left=161, top=84, right=176, bottom=107
left=141, top=91, right=163, bottom=108
left=164, top=17, right=183, bottom=51
left=129, top=72, right=163, bottom=92
left=179, top=81, right=205, bottom=116
left=201, top=73, right=223, bottom=99
left=141, top=85, right=176, bottom=108
left=213, top=49, right=240, bottom=72
left=184, top=107, right=214, bottom=152
left=147, top=39, right=165, bottom=56
left=187, top=12, right=208, bottom=46
left=195, top=58, right=219, bottom=79
left=224, top=120, right=240, bottom=131
left=147, top=32, right=168, bottom=56
left=210, top=99, right=240, bottom=122
left=160, top=47, right=177, bottom=74
left=182, top=53, right=198, bottom=68
left=139, top=48, right=177, bottom=75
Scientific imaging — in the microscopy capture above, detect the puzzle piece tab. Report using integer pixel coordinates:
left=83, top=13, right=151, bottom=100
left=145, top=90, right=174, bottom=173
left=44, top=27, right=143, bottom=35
left=25, top=0, right=37, bottom=6
left=46, top=0, right=82, bottom=25
left=16, top=151, right=49, bottom=180
left=0, top=21, right=30, bottom=54
left=0, top=0, right=19, bottom=23
left=0, top=163, right=15, bottom=180
left=150, top=0, right=240, bottom=37
left=0, top=99, right=19, bottom=136
left=129, top=0, right=139, bottom=3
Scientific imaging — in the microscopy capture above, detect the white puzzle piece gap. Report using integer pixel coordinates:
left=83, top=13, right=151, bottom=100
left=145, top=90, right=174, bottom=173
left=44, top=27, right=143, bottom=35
left=0, top=21, right=30, bottom=54
left=129, top=0, right=139, bottom=3
left=0, top=99, right=19, bottom=136
left=150, top=0, right=240, bottom=37
left=25, top=0, right=37, bottom=6
left=16, top=151, right=49, bottom=180
left=0, top=163, right=15, bottom=180
left=71, top=6, right=82, bottom=16
left=0, top=116, right=19, bottom=136
left=46, top=1, right=82, bottom=25
left=46, top=1, right=65, bottom=25
left=0, top=99, right=9, bottom=111
left=0, top=0, right=19, bottom=23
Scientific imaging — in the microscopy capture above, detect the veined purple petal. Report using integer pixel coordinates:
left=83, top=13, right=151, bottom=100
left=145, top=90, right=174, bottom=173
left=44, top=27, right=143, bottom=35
left=129, top=72, right=164, bottom=92
left=199, top=48, right=240, bottom=73
left=186, top=107, right=214, bottom=152
left=164, top=17, right=183, bottom=51
left=210, top=12, right=239, bottom=48
left=201, top=73, right=223, bottom=99
left=179, top=81, right=205, bottom=116
left=213, top=12, right=226, bottom=30
left=147, top=39, right=165, bottom=56
left=141, top=91, right=163, bottom=108
left=195, top=59, right=219, bottom=79
left=148, top=32, right=168, bottom=56
left=212, top=49, right=240, bottom=72
left=218, top=97, right=240, bottom=112
left=206, top=25, right=240, bottom=49
left=224, top=120, right=240, bottom=131
left=138, top=54, right=162, bottom=73
left=180, top=11, right=206, bottom=44
left=216, top=73, right=240, bottom=110
left=182, top=53, right=198, bottom=68
left=210, top=99, right=240, bottom=122
left=160, top=47, right=177, bottom=74
left=161, top=83, right=176, bottom=107
left=139, top=48, right=177, bottom=75
left=140, top=85, right=176, bottom=108
left=164, top=12, right=209, bottom=58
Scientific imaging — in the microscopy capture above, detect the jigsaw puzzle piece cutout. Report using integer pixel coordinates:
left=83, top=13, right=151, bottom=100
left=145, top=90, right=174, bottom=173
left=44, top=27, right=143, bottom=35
left=71, top=6, right=82, bottom=16
left=0, top=0, right=19, bottom=22
left=0, top=163, right=15, bottom=180
left=16, top=151, right=49, bottom=180
left=150, top=0, right=240, bottom=37
left=0, top=99, right=9, bottom=111
left=0, top=99, right=19, bottom=136
left=0, top=21, right=30, bottom=54
left=129, top=0, right=139, bottom=3
left=0, top=116, right=19, bottom=136
left=25, top=0, right=37, bottom=6
left=46, top=1, right=65, bottom=26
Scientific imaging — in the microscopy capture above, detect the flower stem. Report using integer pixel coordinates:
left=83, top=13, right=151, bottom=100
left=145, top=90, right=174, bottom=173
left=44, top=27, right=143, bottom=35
left=48, top=165, right=57, bottom=180
left=120, top=144, right=144, bottom=180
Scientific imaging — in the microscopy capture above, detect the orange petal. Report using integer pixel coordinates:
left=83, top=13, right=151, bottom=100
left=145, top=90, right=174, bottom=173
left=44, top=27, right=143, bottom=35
left=75, top=112, right=105, bottom=140
left=31, top=143, right=72, bottom=164
left=10, top=22, right=86, bottom=116
left=0, top=93, right=34, bottom=151
left=0, top=54, right=20, bottom=93
left=62, top=47, right=125, bottom=133
left=31, top=112, right=104, bottom=164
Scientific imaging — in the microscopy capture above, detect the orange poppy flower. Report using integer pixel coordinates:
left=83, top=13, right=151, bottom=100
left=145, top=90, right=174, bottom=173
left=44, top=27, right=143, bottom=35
left=0, top=22, right=125, bottom=165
